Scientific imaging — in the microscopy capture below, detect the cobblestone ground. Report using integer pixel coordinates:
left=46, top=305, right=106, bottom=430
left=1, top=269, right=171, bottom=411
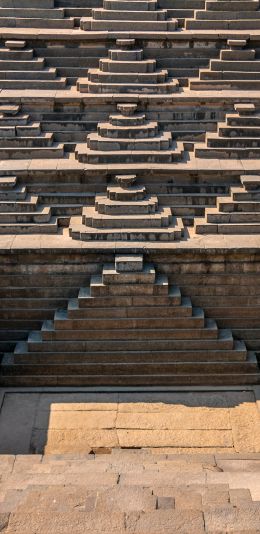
left=0, top=451, right=260, bottom=533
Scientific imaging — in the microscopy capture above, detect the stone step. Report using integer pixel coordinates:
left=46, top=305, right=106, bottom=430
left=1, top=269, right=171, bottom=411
left=195, top=143, right=260, bottom=158
left=4, top=349, right=256, bottom=376
left=86, top=132, right=172, bottom=151
left=90, top=273, right=169, bottom=296
left=0, top=79, right=67, bottom=89
left=2, top=369, right=259, bottom=386
left=196, top=9, right=260, bottom=20
left=99, top=58, right=157, bottom=73
left=76, top=142, right=183, bottom=164
left=103, top=0, right=158, bottom=10
left=0, top=58, right=44, bottom=70
left=69, top=217, right=184, bottom=242
left=67, top=300, right=192, bottom=319
left=80, top=16, right=177, bottom=30
left=190, top=79, right=260, bottom=90
left=0, top=144, right=64, bottom=159
left=98, top=121, right=158, bottom=138
left=0, top=216, right=58, bottom=234
left=241, top=174, right=260, bottom=189
left=0, top=176, right=17, bottom=189
left=82, top=206, right=172, bottom=228
left=108, top=49, right=144, bottom=61
left=218, top=200, right=260, bottom=212
left=0, top=7, right=66, bottom=19
left=0, top=206, right=51, bottom=223
left=0, top=48, right=33, bottom=60
left=205, top=0, right=259, bottom=11
left=195, top=218, right=260, bottom=234
left=200, top=70, right=260, bottom=81
left=0, top=68, right=58, bottom=80
left=210, top=60, right=260, bottom=72
left=0, top=16, right=75, bottom=28
left=87, top=68, right=168, bottom=84
left=0, top=195, right=38, bottom=212
left=218, top=126, right=260, bottom=137
left=92, top=7, right=167, bottom=20
left=186, top=18, right=260, bottom=29
left=0, top=114, right=29, bottom=126
left=206, top=208, right=260, bottom=223
left=77, top=285, right=182, bottom=307
left=95, top=194, right=158, bottom=215
left=207, top=135, right=260, bottom=148
left=109, top=113, right=147, bottom=127
left=0, top=185, right=27, bottom=201
left=78, top=78, right=179, bottom=93
left=0, top=133, right=53, bottom=147
left=0, top=123, right=41, bottom=137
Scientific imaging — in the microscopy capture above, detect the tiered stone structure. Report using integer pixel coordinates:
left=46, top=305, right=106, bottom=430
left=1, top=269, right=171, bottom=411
left=77, top=38, right=179, bottom=94
left=190, top=38, right=260, bottom=90
left=70, top=174, right=184, bottom=241
left=186, top=0, right=260, bottom=30
left=80, top=0, right=178, bottom=31
left=0, top=2, right=259, bottom=388
left=195, top=104, right=260, bottom=158
left=2, top=254, right=258, bottom=386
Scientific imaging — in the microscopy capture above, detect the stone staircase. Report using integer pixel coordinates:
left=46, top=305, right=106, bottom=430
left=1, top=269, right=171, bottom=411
left=186, top=0, right=260, bottom=30
left=69, top=174, right=184, bottom=241
left=0, top=0, right=75, bottom=29
left=1, top=451, right=260, bottom=534
left=75, top=103, right=185, bottom=164
left=195, top=174, right=260, bottom=234
left=1, top=254, right=259, bottom=386
left=80, top=0, right=178, bottom=32
left=0, top=39, right=67, bottom=90
left=195, top=103, right=260, bottom=159
left=0, top=104, right=64, bottom=160
left=0, top=175, right=59, bottom=235
left=190, top=38, right=260, bottom=91
left=77, top=38, right=179, bottom=94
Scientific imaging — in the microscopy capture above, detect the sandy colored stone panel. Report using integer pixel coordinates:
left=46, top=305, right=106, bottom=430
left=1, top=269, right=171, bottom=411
left=38, top=393, right=119, bottom=411
left=6, top=510, right=125, bottom=534
left=117, top=429, right=233, bottom=448
left=47, top=410, right=117, bottom=430
left=204, top=503, right=260, bottom=532
left=44, top=429, right=119, bottom=454
left=116, top=410, right=231, bottom=430
left=229, top=400, right=260, bottom=453
left=95, top=486, right=156, bottom=513
left=133, top=509, right=205, bottom=533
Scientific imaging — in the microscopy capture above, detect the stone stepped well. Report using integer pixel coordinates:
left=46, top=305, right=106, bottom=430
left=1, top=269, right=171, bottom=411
left=195, top=174, right=260, bottom=235
left=69, top=173, right=184, bottom=242
left=1, top=253, right=259, bottom=386
left=0, top=249, right=260, bottom=358
left=186, top=0, right=260, bottom=30
left=195, top=103, right=260, bottom=159
left=190, top=38, right=260, bottom=90
left=0, top=39, right=67, bottom=90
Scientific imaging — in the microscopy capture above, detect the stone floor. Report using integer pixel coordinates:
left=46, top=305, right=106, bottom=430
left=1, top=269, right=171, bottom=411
left=1, top=450, right=260, bottom=533
left=0, top=388, right=259, bottom=455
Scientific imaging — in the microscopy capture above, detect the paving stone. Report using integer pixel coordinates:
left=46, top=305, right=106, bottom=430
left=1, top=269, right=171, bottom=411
left=133, top=509, right=205, bottom=533
left=204, top=503, right=260, bottom=532
left=95, top=486, right=156, bottom=512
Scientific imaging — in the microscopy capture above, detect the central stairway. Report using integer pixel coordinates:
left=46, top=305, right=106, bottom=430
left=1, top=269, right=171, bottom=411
left=1, top=254, right=259, bottom=386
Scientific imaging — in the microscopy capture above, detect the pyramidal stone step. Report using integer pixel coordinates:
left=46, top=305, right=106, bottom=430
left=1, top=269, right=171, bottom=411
left=2, top=254, right=258, bottom=386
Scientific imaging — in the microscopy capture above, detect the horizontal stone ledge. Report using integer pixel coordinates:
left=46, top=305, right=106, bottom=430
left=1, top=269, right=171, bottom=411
left=0, top=233, right=260, bottom=255
left=0, top=28, right=256, bottom=41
